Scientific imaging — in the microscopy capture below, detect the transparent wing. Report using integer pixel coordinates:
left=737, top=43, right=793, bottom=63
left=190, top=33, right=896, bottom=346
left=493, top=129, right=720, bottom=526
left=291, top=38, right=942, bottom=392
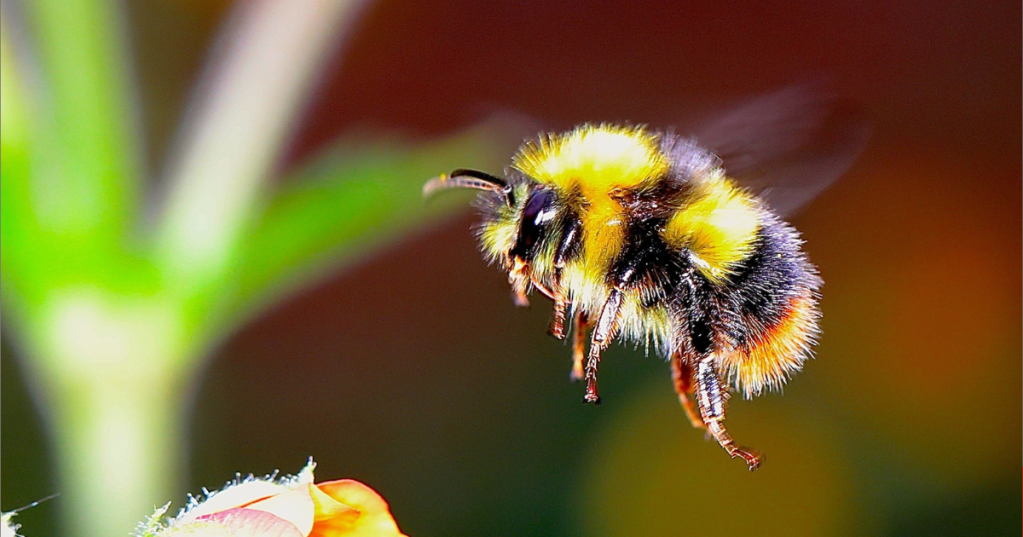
left=695, top=86, right=870, bottom=217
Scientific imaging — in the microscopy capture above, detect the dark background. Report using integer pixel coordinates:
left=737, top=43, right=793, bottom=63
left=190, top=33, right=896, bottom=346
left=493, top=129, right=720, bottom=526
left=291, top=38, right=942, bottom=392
left=4, top=1, right=1020, bottom=535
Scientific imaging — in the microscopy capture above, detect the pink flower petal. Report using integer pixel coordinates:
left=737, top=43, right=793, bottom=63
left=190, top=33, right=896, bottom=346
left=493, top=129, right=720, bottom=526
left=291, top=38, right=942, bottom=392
left=196, top=508, right=305, bottom=537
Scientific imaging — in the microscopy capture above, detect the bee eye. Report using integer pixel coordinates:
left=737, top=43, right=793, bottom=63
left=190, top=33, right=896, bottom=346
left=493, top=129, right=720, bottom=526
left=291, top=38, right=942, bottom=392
left=511, top=189, right=557, bottom=260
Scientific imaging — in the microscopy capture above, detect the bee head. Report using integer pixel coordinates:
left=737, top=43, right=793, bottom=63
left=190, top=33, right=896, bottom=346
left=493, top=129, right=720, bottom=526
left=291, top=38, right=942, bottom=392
left=425, top=169, right=563, bottom=301
left=507, top=186, right=558, bottom=262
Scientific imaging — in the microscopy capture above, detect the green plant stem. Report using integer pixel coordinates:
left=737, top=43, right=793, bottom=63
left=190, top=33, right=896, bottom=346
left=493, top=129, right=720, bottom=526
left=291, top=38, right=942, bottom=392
left=47, top=359, right=186, bottom=537
left=8, top=2, right=364, bottom=535
left=25, top=288, right=188, bottom=537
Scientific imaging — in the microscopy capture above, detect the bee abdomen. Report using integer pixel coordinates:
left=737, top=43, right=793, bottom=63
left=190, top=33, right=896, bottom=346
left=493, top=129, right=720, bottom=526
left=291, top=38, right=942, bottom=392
left=716, top=214, right=822, bottom=397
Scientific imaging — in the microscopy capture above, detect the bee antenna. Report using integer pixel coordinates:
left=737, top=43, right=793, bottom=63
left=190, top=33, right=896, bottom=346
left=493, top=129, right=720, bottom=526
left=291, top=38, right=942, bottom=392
left=447, top=169, right=508, bottom=189
left=423, top=169, right=515, bottom=206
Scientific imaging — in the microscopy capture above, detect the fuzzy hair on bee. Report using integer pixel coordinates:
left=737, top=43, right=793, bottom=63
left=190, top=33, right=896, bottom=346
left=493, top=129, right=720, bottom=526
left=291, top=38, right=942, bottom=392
left=424, top=89, right=866, bottom=471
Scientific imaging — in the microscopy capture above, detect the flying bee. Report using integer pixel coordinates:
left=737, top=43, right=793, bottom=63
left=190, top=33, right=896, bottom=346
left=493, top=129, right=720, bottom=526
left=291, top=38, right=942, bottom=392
left=424, top=88, right=866, bottom=470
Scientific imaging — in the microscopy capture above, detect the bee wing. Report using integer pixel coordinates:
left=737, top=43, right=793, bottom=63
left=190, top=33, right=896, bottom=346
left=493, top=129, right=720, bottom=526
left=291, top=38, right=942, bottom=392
left=696, top=86, right=870, bottom=217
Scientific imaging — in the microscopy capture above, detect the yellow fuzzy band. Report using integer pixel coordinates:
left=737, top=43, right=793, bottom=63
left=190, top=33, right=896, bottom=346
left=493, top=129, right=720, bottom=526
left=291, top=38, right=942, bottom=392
left=662, top=176, right=759, bottom=283
left=511, top=125, right=667, bottom=195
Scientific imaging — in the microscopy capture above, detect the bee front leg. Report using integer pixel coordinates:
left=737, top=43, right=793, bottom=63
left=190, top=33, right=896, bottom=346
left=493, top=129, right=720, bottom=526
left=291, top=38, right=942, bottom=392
left=695, top=355, right=761, bottom=470
left=548, top=275, right=570, bottom=339
left=508, top=259, right=531, bottom=307
left=570, top=310, right=591, bottom=382
left=548, top=217, right=581, bottom=339
left=670, top=351, right=705, bottom=430
left=584, top=289, right=624, bottom=404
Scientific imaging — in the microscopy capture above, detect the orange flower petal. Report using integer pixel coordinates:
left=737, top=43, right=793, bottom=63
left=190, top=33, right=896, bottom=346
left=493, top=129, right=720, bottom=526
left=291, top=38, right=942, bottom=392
left=196, top=507, right=305, bottom=537
left=244, top=485, right=317, bottom=536
left=309, top=480, right=405, bottom=537
left=309, top=482, right=361, bottom=523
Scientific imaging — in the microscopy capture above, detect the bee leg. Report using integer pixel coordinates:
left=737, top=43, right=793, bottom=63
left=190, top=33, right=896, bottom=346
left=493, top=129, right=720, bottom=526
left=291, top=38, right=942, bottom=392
left=570, top=310, right=591, bottom=382
left=548, top=218, right=581, bottom=339
left=584, top=289, right=624, bottom=404
left=547, top=271, right=570, bottom=339
left=696, top=356, right=762, bottom=471
left=509, top=259, right=531, bottom=307
left=670, top=351, right=705, bottom=429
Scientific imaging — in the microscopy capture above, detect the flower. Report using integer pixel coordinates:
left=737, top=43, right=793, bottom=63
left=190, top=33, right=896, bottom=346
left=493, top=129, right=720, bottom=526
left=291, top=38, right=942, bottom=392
left=139, top=460, right=405, bottom=537
left=2, top=512, right=21, bottom=537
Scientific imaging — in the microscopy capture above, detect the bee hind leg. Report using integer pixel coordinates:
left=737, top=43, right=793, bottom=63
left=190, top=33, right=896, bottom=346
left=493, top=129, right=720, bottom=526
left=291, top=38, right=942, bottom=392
left=695, top=355, right=762, bottom=471
left=670, top=351, right=705, bottom=429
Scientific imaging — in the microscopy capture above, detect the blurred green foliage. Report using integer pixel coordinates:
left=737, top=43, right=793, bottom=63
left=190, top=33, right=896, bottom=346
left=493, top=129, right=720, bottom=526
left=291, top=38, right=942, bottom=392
left=1, top=1, right=511, bottom=536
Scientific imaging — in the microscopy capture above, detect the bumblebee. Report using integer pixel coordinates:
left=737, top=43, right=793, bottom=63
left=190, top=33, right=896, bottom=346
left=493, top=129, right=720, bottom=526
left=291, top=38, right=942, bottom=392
left=425, top=90, right=864, bottom=470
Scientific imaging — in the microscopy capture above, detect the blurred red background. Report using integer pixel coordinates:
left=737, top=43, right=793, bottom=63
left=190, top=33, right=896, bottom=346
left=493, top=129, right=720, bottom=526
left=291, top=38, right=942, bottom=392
left=3, top=1, right=1019, bottom=535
